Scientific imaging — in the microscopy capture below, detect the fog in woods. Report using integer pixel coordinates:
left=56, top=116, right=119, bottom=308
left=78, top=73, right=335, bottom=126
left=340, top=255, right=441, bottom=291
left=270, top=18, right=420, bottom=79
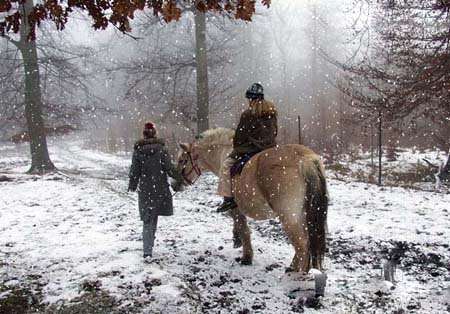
left=0, top=1, right=377, bottom=153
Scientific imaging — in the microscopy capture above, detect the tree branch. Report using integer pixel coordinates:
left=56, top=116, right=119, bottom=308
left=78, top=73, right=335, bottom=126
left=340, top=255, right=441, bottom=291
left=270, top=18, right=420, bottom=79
left=1, top=34, right=21, bottom=48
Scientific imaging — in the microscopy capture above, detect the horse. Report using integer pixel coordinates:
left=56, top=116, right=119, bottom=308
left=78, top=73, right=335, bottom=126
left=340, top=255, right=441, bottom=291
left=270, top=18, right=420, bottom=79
left=177, top=128, right=328, bottom=273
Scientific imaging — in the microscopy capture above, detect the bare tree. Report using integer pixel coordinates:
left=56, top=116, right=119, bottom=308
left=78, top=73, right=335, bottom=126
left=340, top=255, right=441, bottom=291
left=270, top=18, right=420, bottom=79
left=195, top=6, right=209, bottom=134
left=0, top=22, right=106, bottom=138
left=334, top=0, right=450, bottom=183
left=113, top=13, right=240, bottom=134
left=1, top=0, right=55, bottom=173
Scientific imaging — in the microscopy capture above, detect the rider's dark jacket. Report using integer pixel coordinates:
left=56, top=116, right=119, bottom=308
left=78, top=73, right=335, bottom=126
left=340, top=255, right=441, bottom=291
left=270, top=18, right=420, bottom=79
left=231, top=99, right=278, bottom=159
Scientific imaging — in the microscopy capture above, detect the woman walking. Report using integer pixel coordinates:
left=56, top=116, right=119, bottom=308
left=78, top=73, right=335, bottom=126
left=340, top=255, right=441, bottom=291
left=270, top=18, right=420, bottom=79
left=128, top=122, right=182, bottom=260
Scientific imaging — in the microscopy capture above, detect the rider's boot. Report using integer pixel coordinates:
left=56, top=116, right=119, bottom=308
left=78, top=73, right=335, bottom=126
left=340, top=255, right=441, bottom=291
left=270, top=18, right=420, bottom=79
left=217, top=197, right=237, bottom=213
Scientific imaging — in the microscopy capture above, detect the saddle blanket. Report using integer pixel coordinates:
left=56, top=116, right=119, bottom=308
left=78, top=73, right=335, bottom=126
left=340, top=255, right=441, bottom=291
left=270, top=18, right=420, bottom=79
left=230, top=152, right=258, bottom=177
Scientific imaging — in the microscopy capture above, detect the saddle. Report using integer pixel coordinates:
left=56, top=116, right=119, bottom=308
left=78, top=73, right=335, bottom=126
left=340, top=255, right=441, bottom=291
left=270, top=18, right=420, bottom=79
left=230, top=152, right=258, bottom=178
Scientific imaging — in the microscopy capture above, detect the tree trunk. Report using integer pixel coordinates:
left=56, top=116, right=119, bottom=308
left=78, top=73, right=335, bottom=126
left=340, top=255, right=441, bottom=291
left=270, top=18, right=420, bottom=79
left=310, top=2, right=327, bottom=150
left=20, top=0, right=55, bottom=174
left=194, top=8, right=209, bottom=135
left=370, top=124, right=375, bottom=169
left=378, top=109, right=383, bottom=186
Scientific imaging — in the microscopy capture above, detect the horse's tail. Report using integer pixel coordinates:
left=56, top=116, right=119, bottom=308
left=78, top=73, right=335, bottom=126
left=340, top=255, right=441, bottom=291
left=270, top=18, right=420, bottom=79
left=302, top=158, right=328, bottom=270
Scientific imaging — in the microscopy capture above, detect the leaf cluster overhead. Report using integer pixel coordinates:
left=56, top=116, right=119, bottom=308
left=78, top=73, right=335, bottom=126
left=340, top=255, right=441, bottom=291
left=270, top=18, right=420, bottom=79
left=0, top=0, right=270, bottom=39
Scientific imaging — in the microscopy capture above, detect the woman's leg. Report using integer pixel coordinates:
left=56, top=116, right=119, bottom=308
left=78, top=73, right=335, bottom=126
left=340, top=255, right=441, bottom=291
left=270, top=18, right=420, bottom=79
left=143, top=213, right=159, bottom=257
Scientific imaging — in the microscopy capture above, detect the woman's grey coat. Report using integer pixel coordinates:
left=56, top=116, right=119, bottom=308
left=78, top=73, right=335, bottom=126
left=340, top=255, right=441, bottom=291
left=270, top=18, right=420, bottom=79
left=128, top=138, right=180, bottom=221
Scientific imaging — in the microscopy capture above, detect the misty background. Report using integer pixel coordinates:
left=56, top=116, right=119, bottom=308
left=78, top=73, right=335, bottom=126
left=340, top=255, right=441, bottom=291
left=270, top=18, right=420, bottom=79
left=1, top=0, right=448, bottom=159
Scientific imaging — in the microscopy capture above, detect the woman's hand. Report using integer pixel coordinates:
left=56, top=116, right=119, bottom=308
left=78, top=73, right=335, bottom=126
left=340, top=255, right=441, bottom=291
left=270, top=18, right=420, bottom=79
left=127, top=185, right=137, bottom=193
left=170, top=179, right=184, bottom=192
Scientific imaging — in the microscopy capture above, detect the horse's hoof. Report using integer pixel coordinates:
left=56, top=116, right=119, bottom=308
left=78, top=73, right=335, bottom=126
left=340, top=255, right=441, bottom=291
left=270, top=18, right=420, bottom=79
left=285, top=266, right=295, bottom=273
left=241, top=259, right=252, bottom=266
left=235, top=257, right=252, bottom=265
left=233, top=237, right=242, bottom=249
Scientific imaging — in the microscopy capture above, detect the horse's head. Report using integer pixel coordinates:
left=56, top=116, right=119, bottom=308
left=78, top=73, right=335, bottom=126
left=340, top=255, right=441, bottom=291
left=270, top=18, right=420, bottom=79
left=177, top=142, right=202, bottom=185
left=177, top=129, right=234, bottom=185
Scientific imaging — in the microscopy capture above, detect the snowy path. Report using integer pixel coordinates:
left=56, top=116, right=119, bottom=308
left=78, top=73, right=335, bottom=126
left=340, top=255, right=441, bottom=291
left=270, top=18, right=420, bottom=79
left=1, top=141, right=449, bottom=313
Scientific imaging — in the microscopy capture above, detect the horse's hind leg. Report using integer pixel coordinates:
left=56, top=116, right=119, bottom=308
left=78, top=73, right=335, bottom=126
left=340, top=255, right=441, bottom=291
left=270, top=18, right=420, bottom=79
left=230, top=207, right=253, bottom=265
left=279, top=212, right=310, bottom=273
left=232, top=226, right=242, bottom=248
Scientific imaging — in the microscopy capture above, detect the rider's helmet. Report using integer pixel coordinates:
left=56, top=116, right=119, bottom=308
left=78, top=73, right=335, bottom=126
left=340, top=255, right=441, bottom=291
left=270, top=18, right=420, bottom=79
left=245, top=83, right=264, bottom=100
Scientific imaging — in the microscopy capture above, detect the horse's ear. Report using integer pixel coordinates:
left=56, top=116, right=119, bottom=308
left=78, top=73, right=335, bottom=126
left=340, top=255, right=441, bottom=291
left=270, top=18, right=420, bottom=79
left=179, top=143, right=190, bottom=151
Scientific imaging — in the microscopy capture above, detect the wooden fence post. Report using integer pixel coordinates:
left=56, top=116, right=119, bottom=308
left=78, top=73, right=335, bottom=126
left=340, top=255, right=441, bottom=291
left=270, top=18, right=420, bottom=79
left=298, top=115, right=302, bottom=145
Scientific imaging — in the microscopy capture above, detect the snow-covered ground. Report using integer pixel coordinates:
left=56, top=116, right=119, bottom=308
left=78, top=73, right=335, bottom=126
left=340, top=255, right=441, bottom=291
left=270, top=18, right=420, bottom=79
left=329, top=148, right=449, bottom=191
left=1, top=139, right=449, bottom=313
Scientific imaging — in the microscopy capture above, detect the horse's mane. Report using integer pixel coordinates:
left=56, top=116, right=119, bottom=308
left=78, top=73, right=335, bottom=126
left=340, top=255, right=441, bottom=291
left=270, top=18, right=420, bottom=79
left=197, top=128, right=234, bottom=148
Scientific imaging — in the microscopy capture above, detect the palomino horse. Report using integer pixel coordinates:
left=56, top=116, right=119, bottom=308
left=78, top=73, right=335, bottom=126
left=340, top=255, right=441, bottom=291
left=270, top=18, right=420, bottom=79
left=177, top=128, right=328, bottom=273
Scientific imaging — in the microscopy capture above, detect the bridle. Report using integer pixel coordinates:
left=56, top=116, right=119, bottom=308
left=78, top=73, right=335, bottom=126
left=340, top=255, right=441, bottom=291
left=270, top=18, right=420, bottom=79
left=181, top=151, right=202, bottom=185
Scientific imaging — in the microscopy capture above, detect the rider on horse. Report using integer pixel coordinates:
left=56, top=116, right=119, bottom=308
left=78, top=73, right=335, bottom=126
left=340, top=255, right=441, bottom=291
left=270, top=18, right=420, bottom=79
left=217, top=83, right=278, bottom=212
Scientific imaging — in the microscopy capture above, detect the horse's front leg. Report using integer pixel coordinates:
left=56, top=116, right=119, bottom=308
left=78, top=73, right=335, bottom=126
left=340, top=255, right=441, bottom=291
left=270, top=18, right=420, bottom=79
left=230, top=207, right=253, bottom=265
left=229, top=206, right=243, bottom=248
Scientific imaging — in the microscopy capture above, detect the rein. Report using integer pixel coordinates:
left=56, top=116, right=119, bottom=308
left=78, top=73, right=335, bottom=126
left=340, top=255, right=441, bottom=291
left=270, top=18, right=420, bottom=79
left=181, top=151, right=202, bottom=185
